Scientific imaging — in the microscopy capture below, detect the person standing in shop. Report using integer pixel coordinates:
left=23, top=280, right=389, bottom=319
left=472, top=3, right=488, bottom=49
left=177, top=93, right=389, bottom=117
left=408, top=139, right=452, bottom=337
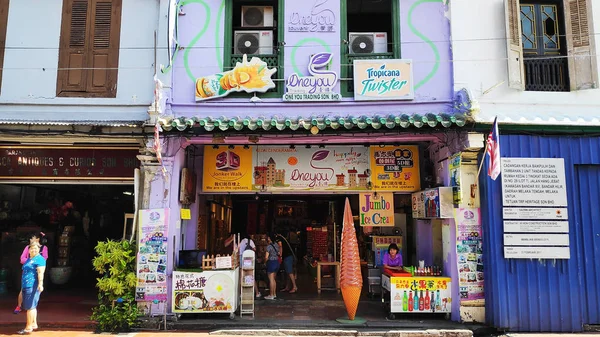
left=264, top=234, right=281, bottom=300
left=383, top=243, right=403, bottom=270
left=17, top=243, right=46, bottom=335
left=276, top=232, right=298, bottom=294
left=239, top=233, right=262, bottom=298
left=14, top=232, right=48, bottom=315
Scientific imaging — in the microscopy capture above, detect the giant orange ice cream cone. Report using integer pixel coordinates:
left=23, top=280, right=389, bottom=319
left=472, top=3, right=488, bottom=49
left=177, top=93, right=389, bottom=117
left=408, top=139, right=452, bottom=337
left=340, top=197, right=362, bottom=320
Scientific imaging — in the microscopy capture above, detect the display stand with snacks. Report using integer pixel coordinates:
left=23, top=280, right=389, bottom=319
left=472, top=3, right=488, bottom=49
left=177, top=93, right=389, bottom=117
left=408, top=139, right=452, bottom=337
left=172, top=235, right=240, bottom=319
left=381, top=266, right=451, bottom=320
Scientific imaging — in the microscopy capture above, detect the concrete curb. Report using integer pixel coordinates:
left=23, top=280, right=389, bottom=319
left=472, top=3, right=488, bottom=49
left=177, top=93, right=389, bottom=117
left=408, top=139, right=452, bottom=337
left=209, top=329, right=474, bottom=337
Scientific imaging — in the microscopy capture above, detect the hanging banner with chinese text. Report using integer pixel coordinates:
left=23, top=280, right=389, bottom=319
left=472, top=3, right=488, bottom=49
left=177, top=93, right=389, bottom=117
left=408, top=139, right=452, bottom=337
left=370, top=145, right=420, bottom=192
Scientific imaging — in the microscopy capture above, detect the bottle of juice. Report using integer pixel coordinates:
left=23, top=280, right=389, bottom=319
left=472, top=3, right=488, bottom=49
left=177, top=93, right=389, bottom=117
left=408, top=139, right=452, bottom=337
left=424, top=289, right=430, bottom=310
left=408, top=291, right=414, bottom=312
left=413, top=291, right=419, bottom=311
left=402, top=291, right=408, bottom=312
left=419, top=290, right=424, bottom=311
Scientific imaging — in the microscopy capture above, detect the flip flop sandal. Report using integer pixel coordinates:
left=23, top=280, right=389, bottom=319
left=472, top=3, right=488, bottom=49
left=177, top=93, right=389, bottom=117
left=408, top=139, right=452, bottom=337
left=17, top=329, right=32, bottom=335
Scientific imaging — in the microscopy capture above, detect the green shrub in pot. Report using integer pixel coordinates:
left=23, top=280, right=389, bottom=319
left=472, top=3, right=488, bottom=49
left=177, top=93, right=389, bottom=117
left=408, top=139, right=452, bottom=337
left=91, top=240, right=138, bottom=332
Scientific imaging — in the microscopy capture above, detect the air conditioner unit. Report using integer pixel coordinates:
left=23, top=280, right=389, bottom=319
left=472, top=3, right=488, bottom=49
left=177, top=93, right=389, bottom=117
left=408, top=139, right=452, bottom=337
left=234, top=30, right=273, bottom=55
left=241, top=6, right=274, bottom=27
left=349, top=32, right=388, bottom=54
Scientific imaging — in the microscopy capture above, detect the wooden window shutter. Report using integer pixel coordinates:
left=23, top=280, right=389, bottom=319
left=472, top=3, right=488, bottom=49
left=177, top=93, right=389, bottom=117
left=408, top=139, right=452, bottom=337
left=565, top=0, right=597, bottom=90
left=57, top=0, right=90, bottom=94
left=504, top=0, right=525, bottom=90
left=87, top=0, right=121, bottom=96
left=0, top=0, right=9, bottom=95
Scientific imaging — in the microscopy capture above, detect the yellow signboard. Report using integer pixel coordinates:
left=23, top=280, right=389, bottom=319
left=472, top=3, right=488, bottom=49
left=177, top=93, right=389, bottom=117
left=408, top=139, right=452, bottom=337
left=370, top=145, right=420, bottom=192
left=359, top=192, right=395, bottom=226
left=391, top=277, right=450, bottom=291
left=202, top=146, right=253, bottom=192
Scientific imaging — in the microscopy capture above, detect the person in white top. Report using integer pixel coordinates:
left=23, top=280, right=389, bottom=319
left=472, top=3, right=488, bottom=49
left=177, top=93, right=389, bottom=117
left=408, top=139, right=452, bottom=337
left=239, top=234, right=261, bottom=298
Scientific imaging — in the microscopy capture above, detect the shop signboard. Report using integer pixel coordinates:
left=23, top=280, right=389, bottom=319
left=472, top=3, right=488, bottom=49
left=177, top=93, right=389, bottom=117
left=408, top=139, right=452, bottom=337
left=370, top=145, right=420, bottom=192
left=172, top=270, right=238, bottom=313
left=501, top=158, right=568, bottom=207
left=195, top=55, right=277, bottom=101
left=383, top=275, right=452, bottom=313
left=202, top=146, right=254, bottom=192
left=0, top=146, right=139, bottom=180
left=353, top=59, right=414, bottom=101
left=136, top=208, right=169, bottom=302
left=283, top=52, right=341, bottom=102
left=202, top=144, right=420, bottom=192
left=287, top=0, right=336, bottom=32
left=359, top=192, right=394, bottom=226
left=253, top=145, right=369, bottom=190
left=455, top=208, right=484, bottom=302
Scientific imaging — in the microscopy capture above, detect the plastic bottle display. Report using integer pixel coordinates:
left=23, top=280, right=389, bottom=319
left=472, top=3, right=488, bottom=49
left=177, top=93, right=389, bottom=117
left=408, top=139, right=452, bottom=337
left=424, top=289, right=430, bottom=310
left=430, top=290, right=436, bottom=312
left=436, top=290, right=442, bottom=311
left=408, top=291, right=414, bottom=312
left=402, top=291, right=408, bottom=311
left=418, top=290, right=424, bottom=311
left=413, top=291, right=419, bottom=311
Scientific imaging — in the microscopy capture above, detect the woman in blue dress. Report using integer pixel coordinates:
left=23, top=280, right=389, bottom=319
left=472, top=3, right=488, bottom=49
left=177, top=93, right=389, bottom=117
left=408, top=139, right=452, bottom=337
left=18, top=243, right=46, bottom=335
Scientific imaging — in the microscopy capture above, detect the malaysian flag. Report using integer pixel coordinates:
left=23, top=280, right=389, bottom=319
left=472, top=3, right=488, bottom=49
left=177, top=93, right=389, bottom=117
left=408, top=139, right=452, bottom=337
left=486, top=117, right=501, bottom=180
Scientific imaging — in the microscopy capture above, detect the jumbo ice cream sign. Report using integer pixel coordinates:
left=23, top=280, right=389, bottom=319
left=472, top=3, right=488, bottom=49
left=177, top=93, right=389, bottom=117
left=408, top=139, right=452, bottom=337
left=283, top=52, right=341, bottom=102
left=195, top=55, right=277, bottom=101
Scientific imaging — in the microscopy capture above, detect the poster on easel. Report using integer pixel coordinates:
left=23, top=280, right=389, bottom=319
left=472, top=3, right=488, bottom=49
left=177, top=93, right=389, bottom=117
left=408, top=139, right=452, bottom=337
left=136, top=208, right=170, bottom=302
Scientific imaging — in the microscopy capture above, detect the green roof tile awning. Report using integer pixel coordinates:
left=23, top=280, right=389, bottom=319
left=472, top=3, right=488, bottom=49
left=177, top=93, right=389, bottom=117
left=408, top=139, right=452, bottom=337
left=158, top=113, right=469, bottom=132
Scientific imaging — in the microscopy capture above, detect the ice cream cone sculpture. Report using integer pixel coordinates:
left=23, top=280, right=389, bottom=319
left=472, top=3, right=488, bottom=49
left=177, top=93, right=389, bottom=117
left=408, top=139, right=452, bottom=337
left=340, top=197, right=362, bottom=320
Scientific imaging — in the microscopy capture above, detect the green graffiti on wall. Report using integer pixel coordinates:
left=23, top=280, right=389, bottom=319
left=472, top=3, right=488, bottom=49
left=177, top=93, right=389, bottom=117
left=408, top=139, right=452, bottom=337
left=408, top=0, right=442, bottom=90
left=181, top=0, right=211, bottom=82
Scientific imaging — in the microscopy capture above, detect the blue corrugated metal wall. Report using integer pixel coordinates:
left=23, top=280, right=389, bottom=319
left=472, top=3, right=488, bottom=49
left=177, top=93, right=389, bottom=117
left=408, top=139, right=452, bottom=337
left=481, top=135, right=600, bottom=332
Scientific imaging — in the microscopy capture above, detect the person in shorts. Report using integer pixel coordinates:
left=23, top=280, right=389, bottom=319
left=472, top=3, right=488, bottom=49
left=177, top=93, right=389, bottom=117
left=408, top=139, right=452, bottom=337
left=276, top=233, right=298, bottom=293
left=264, top=233, right=280, bottom=300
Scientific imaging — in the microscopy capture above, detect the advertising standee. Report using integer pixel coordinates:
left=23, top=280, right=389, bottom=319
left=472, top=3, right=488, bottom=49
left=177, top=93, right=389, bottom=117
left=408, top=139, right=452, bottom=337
left=136, top=209, right=170, bottom=302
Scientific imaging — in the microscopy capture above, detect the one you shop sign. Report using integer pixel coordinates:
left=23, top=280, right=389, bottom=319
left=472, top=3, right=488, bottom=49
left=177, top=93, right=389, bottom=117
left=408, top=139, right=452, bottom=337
left=353, top=59, right=414, bottom=101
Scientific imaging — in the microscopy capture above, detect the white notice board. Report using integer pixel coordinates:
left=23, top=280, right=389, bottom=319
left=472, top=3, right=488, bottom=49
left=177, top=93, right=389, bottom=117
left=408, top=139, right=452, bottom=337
left=501, top=158, right=567, bottom=207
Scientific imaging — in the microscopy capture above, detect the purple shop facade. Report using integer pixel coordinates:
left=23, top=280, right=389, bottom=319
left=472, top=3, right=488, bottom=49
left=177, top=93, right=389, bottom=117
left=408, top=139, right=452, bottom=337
left=148, top=0, right=477, bottom=321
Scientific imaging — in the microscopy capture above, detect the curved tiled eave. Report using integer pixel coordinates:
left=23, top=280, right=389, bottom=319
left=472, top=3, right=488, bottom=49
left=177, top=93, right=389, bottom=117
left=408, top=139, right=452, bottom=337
left=158, top=113, right=468, bottom=132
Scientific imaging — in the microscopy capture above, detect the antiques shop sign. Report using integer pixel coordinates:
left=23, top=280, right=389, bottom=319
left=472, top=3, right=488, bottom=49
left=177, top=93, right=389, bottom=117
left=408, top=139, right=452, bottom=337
left=0, top=146, right=139, bottom=180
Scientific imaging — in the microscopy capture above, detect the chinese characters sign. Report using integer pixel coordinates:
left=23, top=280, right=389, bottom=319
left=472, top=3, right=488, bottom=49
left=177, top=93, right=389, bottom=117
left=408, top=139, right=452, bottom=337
left=136, top=209, right=169, bottom=302
left=370, top=145, right=420, bottom=192
left=172, top=270, right=238, bottom=313
left=353, top=59, right=414, bottom=101
left=386, top=276, right=451, bottom=313
left=0, top=146, right=138, bottom=180
left=202, top=145, right=254, bottom=192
